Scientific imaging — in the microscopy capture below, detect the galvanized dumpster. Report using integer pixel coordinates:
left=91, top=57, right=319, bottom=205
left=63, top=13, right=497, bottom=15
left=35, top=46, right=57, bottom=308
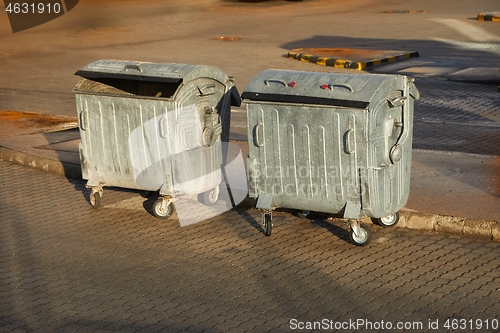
left=242, top=69, right=419, bottom=245
left=74, top=60, right=241, bottom=218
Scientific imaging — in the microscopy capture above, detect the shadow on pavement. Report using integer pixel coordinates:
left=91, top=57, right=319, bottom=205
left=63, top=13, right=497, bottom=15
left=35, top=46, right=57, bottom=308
left=281, top=35, right=500, bottom=64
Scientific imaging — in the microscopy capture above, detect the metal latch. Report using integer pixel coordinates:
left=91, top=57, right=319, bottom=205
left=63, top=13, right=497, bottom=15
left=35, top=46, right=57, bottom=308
left=197, top=84, right=216, bottom=96
left=202, top=107, right=221, bottom=146
left=389, top=144, right=402, bottom=163
left=388, top=96, right=407, bottom=108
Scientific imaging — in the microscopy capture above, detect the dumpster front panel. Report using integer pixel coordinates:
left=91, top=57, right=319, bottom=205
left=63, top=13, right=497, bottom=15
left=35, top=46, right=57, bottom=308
left=75, top=74, right=229, bottom=196
left=246, top=101, right=368, bottom=215
left=77, top=94, right=172, bottom=190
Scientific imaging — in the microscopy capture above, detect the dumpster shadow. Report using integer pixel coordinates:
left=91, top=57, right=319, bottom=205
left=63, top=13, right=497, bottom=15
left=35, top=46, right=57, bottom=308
left=240, top=207, right=354, bottom=243
left=66, top=176, right=150, bottom=211
left=65, top=176, right=88, bottom=202
left=233, top=207, right=263, bottom=232
left=61, top=139, right=250, bottom=225
left=34, top=128, right=92, bottom=206
left=141, top=193, right=159, bottom=218
left=312, top=219, right=351, bottom=243
left=299, top=211, right=352, bottom=243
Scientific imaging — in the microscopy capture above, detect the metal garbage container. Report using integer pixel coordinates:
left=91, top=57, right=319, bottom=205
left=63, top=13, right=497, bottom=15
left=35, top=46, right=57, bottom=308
left=74, top=60, right=241, bottom=218
left=242, top=69, right=419, bottom=245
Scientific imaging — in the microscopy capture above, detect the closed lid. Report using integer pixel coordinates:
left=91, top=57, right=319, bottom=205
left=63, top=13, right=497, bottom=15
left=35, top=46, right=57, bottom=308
left=242, top=69, right=414, bottom=108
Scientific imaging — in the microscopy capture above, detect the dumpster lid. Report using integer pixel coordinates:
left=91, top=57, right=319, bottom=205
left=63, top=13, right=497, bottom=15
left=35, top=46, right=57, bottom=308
left=241, top=69, right=414, bottom=109
left=75, top=60, right=231, bottom=85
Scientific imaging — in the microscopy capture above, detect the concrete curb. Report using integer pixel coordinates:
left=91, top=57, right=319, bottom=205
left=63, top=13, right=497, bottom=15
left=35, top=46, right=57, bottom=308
left=237, top=197, right=499, bottom=242
left=1, top=143, right=498, bottom=242
left=0, top=146, right=82, bottom=180
left=398, top=209, right=499, bottom=241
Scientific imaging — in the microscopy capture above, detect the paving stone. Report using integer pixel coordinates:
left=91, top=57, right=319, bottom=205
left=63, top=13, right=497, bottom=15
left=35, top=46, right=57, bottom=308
left=1, top=161, right=499, bottom=331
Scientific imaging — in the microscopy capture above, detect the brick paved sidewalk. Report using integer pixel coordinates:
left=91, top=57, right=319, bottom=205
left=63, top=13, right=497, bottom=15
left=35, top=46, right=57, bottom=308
left=1, top=161, right=499, bottom=332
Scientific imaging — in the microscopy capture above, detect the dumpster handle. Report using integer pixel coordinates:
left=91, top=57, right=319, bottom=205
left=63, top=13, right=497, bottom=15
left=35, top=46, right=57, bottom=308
left=390, top=78, right=412, bottom=153
left=330, top=84, right=354, bottom=92
left=124, top=64, right=143, bottom=72
left=388, top=96, right=407, bottom=108
left=254, top=123, right=264, bottom=147
left=80, top=109, right=88, bottom=131
left=264, top=79, right=288, bottom=87
left=345, top=129, right=354, bottom=154
left=159, top=115, right=168, bottom=138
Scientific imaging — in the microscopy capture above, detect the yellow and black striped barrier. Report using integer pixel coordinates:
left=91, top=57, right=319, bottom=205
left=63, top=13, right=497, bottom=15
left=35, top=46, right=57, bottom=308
left=477, top=12, right=500, bottom=22
left=288, top=48, right=419, bottom=70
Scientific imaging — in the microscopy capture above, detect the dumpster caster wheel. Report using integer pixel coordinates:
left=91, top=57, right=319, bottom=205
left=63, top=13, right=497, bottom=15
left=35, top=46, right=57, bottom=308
left=372, top=212, right=399, bottom=228
left=262, top=213, right=272, bottom=236
left=350, top=224, right=372, bottom=246
left=89, top=190, right=102, bottom=209
left=297, top=210, right=310, bottom=218
left=153, top=199, right=173, bottom=219
left=199, top=186, right=219, bottom=206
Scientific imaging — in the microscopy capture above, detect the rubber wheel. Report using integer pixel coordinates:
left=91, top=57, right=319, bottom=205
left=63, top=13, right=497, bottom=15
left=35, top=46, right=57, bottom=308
left=297, top=210, right=310, bottom=218
left=350, top=224, right=372, bottom=246
left=198, top=186, right=219, bottom=206
left=153, top=199, right=174, bottom=219
left=90, top=191, right=101, bottom=209
left=262, top=214, right=272, bottom=236
left=372, top=212, right=400, bottom=228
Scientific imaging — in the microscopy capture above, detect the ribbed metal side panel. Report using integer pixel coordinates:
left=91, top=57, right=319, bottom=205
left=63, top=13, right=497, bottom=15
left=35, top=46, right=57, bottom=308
left=302, top=125, right=312, bottom=198
left=347, top=114, right=359, bottom=204
left=332, top=113, right=344, bottom=202
left=287, top=124, right=298, bottom=197
left=319, top=126, right=328, bottom=200
left=272, top=109, right=282, bottom=195
left=111, top=104, right=124, bottom=180
left=246, top=103, right=365, bottom=214
left=258, top=108, right=267, bottom=181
